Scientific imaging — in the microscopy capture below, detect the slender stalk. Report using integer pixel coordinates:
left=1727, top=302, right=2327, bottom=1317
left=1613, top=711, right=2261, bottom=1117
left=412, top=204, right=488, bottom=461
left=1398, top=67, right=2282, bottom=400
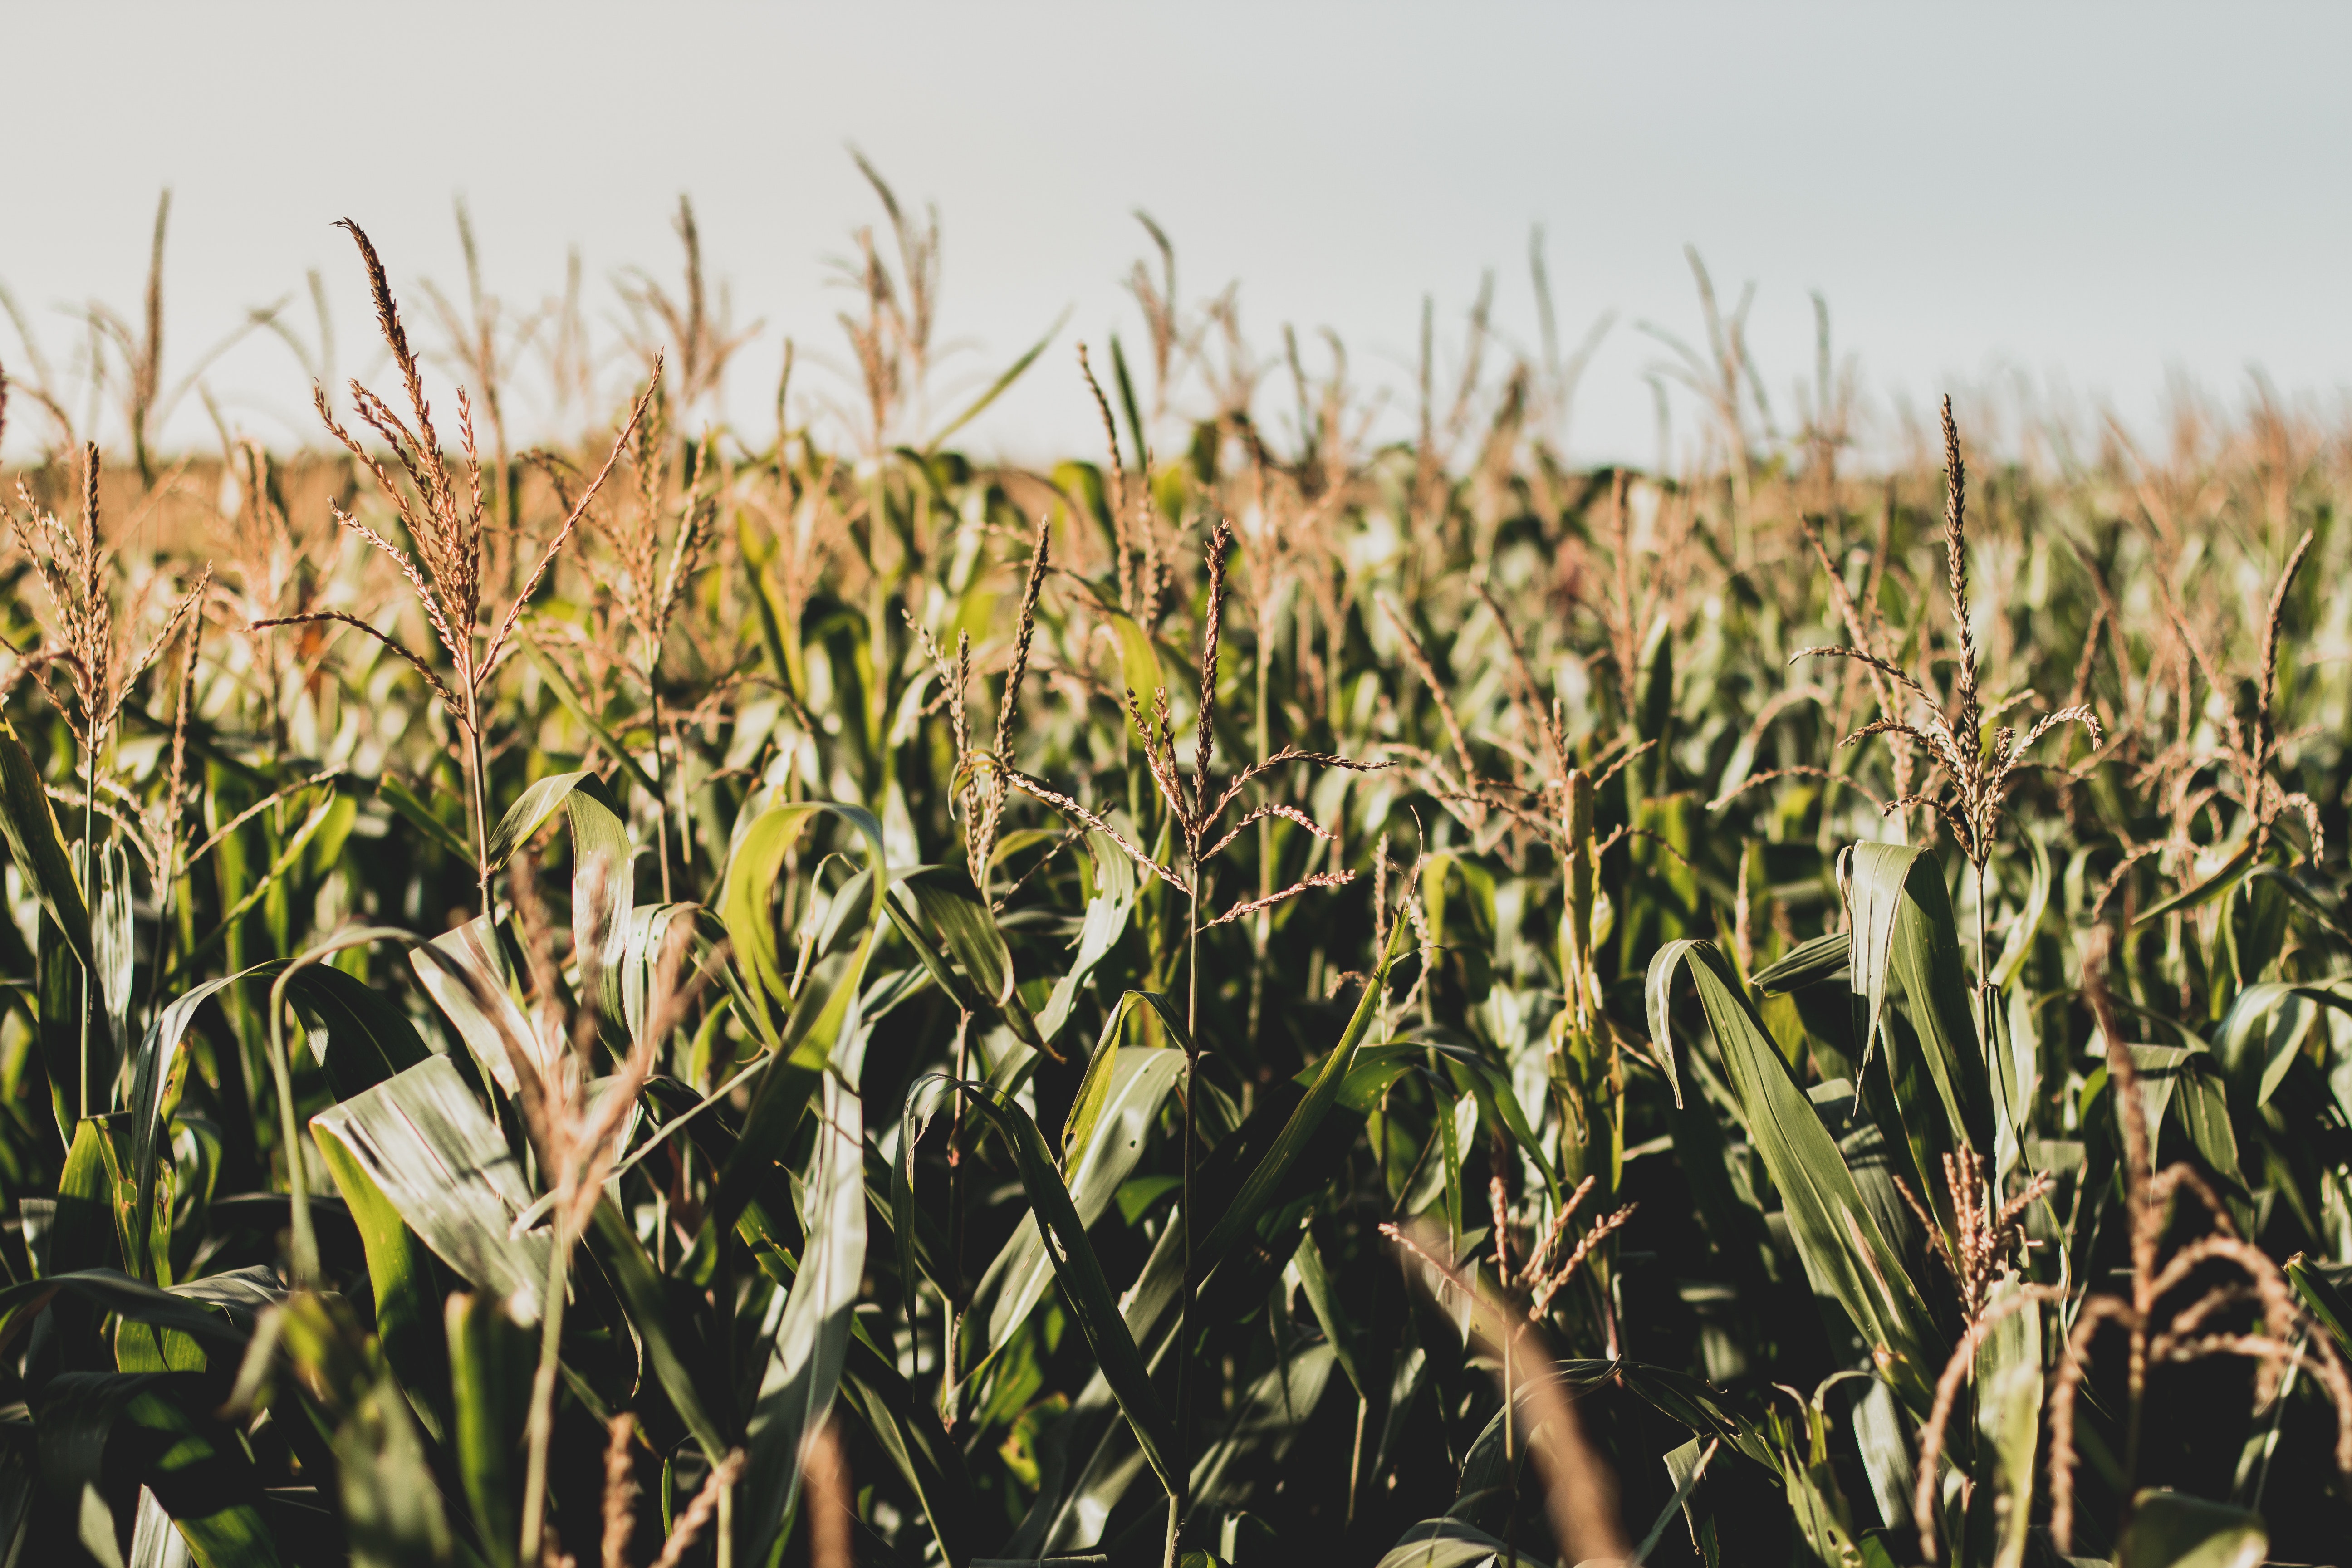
left=78, top=741, right=93, bottom=1120
left=1976, top=861, right=1990, bottom=989
left=263, top=980, right=318, bottom=1287
left=519, top=1211, right=573, bottom=1566
left=1975, top=860, right=1994, bottom=1068
left=667, top=705, right=696, bottom=903
left=1167, top=863, right=1203, bottom=1568
left=464, top=694, right=494, bottom=923
left=1248, top=606, right=1271, bottom=1045
left=1346, top=1392, right=1368, bottom=1529
left=651, top=682, right=675, bottom=903
left=943, top=1006, right=972, bottom=1421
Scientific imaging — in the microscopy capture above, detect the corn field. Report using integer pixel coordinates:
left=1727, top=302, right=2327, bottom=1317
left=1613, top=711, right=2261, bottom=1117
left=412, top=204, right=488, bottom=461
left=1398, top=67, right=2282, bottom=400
left=0, top=179, right=2348, bottom=1568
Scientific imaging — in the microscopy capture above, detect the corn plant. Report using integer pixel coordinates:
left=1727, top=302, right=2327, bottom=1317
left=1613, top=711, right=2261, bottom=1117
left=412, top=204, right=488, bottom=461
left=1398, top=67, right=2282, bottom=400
left=0, top=185, right=2350, bottom=1568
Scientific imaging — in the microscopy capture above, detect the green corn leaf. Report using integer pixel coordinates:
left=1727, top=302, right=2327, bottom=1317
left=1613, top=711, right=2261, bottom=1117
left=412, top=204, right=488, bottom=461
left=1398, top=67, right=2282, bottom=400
left=0, top=1269, right=260, bottom=1371
left=444, top=1291, right=530, bottom=1568
left=91, top=1114, right=176, bottom=1291
left=1194, top=912, right=1410, bottom=1291
left=1988, top=833, right=2052, bottom=990
left=311, top=1055, right=553, bottom=1322
left=2116, top=1490, right=2266, bottom=1568
left=565, top=773, right=635, bottom=1004
left=333, top=1369, right=456, bottom=1568
left=1647, top=938, right=1945, bottom=1415
left=896, top=866, right=1052, bottom=1056
left=174, top=790, right=338, bottom=979
left=38, top=1370, right=284, bottom=1568
left=1752, top=931, right=1850, bottom=994
left=377, top=774, right=475, bottom=863
left=2133, top=838, right=2256, bottom=929
left=2287, top=1257, right=2352, bottom=1361
left=93, top=838, right=133, bottom=1051
left=37, top=914, right=92, bottom=1145
left=1190, top=1342, right=1335, bottom=1510
left=902, top=866, right=1014, bottom=1004
left=693, top=801, right=888, bottom=1290
left=282, top=961, right=434, bottom=1100
left=716, top=800, right=887, bottom=1044
left=408, top=916, right=536, bottom=1096
left=1373, top=1518, right=1559, bottom=1568
left=1842, top=841, right=1989, bottom=1152
left=482, top=767, right=593, bottom=872
left=913, top=1073, right=1180, bottom=1496
left=735, top=519, right=806, bottom=726
left=1976, top=1280, right=2044, bottom=1568
left=1063, top=991, right=1189, bottom=1157
left=1442, top=1049, right=1561, bottom=1195
left=2223, top=980, right=2324, bottom=1106
left=838, top=1332, right=979, bottom=1568
left=54, top=1117, right=125, bottom=1284
left=617, top=902, right=706, bottom=1042
left=738, top=1061, right=866, bottom=1562
left=519, top=639, right=660, bottom=798
left=923, top=308, right=1067, bottom=456
left=966, top=1044, right=1182, bottom=1375
left=1036, top=830, right=1140, bottom=1045
left=0, top=713, right=92, bottom=970
left=127, top=973, right=251, bottom=1284
left=1102, top=609, right=1166, bottom=734
left=312, top=1119, right=448, bottom=1442
left=585, top=1197, right=728, bottom=1464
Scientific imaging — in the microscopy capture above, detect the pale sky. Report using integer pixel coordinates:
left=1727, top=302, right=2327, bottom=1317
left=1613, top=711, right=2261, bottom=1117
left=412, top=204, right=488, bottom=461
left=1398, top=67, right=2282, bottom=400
left=4, top=2, right=2348, bottom=469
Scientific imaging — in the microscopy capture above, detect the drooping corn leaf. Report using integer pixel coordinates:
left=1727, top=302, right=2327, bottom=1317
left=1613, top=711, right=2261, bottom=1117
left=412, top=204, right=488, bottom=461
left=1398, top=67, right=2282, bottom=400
left=965, top=1044, right=1182, bottom=1375
left=1035, top=829, right=1140, bottom=1044
left=1194, top=911, right=1411, bottom=1292
left=737, top=1060, right=866, bottom=1562
left=698, top=800, right=887, bottom=1279
left=836, top=1336, right=979, bottom=1568
left=2132, top=838, right=2256, bottom=929
left=127, top=973, right=251, bottom=1285
left=1373, top=1518, right=1559, bottom=1568
left=896, top=867, right=1051, bottom=1055
left=311, top=1054, right=552, bottom=1321
left=2115, top=1489, right=2266, bottom=1568
left=1189, top=1341, right=1335, bottom=1509
left=902, top=866, right=1014, bottom=1005
left=283, top=961, right=434, bottom=1100
left=36, top=1370, right=282, bottom=1568
left=482, top=767, right=595, bottom=872
left=910, top=1074, right=1179, bottom=1496
left=586, top=1197, right=728, bottom=1464
left=1753, top=932, right=1852, bottom=995
left=0, top=713, right=92, bottom=970
left=1844, top=842, right=1989, bottom=1152
left=409, top=916, right=539, bottom=1096
left=311, top=1116, right=448, bottom=1440
left=1647, top=938, right=1944, bottom=1415
left=444, top=1291, right=530, bottom=1568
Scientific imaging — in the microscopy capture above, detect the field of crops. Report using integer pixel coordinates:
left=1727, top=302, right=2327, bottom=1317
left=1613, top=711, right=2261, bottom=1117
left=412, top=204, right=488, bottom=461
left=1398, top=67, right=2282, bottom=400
left=0, top=182, right=2349, bottom=1568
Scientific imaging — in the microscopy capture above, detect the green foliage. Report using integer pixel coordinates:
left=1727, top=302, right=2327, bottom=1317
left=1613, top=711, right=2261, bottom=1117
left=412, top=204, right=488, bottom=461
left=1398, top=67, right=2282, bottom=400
left=5, top=196, right=2352, bottom=1568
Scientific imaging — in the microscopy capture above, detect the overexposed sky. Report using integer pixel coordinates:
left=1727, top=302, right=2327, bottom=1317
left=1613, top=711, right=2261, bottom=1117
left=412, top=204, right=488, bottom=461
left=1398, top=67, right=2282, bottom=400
left=4, top=2, right=2348, bottom=468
